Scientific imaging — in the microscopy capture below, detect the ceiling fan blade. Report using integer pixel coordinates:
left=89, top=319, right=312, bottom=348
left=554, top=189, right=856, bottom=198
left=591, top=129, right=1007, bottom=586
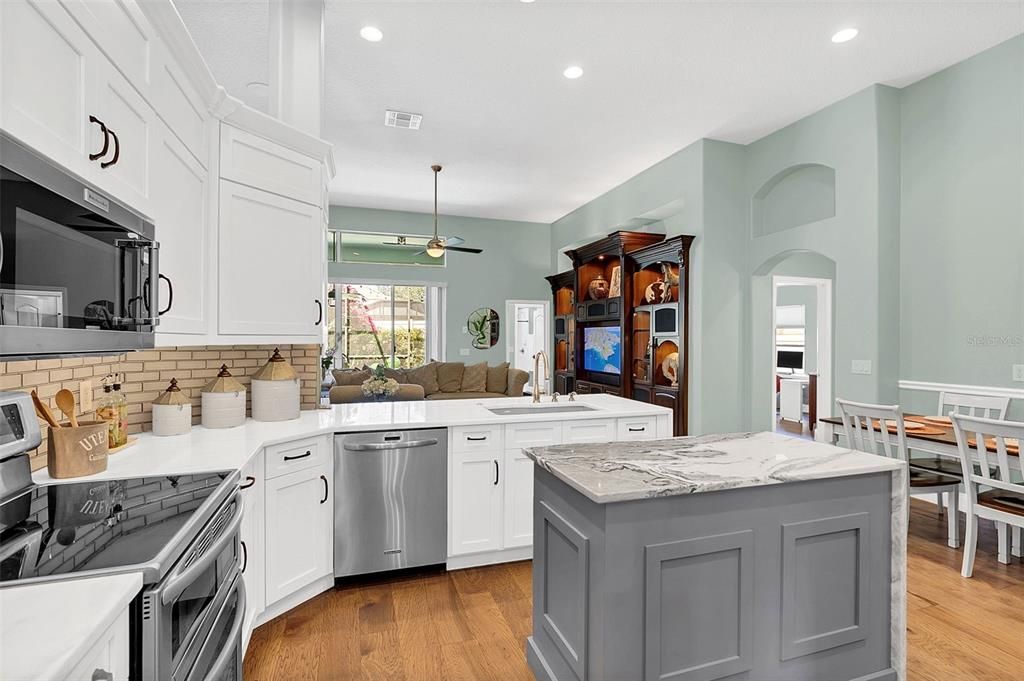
left=443, top=236, right=465, bottom=247
left=445, top=246, right=483, bottom=254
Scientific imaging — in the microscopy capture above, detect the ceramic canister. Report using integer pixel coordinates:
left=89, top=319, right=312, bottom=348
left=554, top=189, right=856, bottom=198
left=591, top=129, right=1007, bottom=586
left=151, top=378, right=192, bottom=436
left=251, top=348, right=301, bottom=422
left=201, top=365, right=246, bottom=429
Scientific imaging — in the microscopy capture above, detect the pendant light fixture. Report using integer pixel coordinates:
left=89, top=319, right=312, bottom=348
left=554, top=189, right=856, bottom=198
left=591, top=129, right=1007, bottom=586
left=426, top=164, right=446, bottom=258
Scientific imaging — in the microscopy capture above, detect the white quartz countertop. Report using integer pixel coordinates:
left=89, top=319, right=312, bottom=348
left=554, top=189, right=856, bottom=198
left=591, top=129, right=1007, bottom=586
left=33, top=394, right=670, bottom=483
left=0, top=572, right=141, bottom=681
left=524, top=431, right=905, bottom=503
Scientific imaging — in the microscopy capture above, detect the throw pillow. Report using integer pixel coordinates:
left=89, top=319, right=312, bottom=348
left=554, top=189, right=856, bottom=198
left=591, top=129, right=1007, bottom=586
left=486, top=362, right=510, bottom=394
left=381, top=366, right=407, bottom=383
left=436, top=362, right=466, bottom=392
left=405, top=362, right=440, bottom=394
left=462, top=362, right=488, bottom=392
left=332, top=368, right=370, bottom=386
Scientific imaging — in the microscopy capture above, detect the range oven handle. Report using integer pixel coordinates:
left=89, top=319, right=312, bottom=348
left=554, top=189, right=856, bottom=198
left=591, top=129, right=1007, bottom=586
left=116, top=239, right=161, bottom=327
left=199, top=577, right=246, bottom=681
left=160, top=492, right=243, bottom=606
left=343, top=438, right=439, bottom=452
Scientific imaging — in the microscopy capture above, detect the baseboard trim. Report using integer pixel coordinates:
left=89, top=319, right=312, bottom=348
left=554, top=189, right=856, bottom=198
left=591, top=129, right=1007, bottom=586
left=255, top=574, right=335, bottom=627
left=447, top=546, right=532, bottom=570
left=898, top=380, right=1024, bottom=400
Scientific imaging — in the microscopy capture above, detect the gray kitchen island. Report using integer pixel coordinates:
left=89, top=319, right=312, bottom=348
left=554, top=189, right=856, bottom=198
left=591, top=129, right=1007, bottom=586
left=524, top=432, right=907, bottom=681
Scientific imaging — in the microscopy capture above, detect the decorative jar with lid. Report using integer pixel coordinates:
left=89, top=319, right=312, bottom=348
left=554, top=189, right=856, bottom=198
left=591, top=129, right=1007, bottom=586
left=251, top=348, right=301, bottom=422
left=151, top=378, right=193, bottom=436
left=201, top=365, right=246, bottom=429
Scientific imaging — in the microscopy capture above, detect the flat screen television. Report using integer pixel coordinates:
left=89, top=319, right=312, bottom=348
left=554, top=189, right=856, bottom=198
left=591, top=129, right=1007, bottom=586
left=776, top=350, right=803, bottom=370
left=583, top=326, right=622, bottom=375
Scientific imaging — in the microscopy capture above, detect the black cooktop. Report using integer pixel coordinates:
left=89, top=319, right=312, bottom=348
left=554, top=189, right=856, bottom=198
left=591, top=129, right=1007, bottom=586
left=0, top=471, right=234, bottom=586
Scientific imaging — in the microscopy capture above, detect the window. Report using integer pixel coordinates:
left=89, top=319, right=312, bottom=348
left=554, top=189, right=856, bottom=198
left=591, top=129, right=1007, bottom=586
left=327, top=230, right=446, bottom=267
left=328, top=282, right=445, bottom=369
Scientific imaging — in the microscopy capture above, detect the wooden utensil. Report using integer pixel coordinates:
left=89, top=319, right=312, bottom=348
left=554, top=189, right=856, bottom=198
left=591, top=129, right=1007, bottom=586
left=55, top=389, right=79, bottom=427
left=30, top=390, right=60, bottom=429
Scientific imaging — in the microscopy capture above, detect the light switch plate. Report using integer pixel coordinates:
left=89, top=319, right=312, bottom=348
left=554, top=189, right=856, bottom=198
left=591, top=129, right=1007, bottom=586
left=79, top=379, right=94, bottom=412
left=851, top=360, right=872, bottom=375
left=459, top=348, right=471, bottom=357
left=1013, top=364, right=1024, bottom=382
left=461, top=325, right=468, bottom=334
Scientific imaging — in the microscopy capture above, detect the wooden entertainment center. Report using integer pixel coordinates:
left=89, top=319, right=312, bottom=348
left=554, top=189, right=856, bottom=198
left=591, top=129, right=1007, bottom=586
left=545, top=231, right=695, bottom=436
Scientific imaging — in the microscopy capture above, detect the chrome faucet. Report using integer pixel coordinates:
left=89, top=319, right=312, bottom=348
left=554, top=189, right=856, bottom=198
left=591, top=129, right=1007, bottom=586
left=532, top=351, right=549, bottom=403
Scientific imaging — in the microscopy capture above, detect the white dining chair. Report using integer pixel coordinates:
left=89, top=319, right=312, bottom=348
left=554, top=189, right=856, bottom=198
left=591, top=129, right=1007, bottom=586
left=950, top=413, right=1024, bottom=577
left=836, top=398, right=963, bottom=548
left=912, top=392, right=1012, bottom=512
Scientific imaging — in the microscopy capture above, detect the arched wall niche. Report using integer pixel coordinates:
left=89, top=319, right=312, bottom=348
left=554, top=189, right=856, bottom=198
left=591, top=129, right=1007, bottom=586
left=752, top=163, right=836, bottom=238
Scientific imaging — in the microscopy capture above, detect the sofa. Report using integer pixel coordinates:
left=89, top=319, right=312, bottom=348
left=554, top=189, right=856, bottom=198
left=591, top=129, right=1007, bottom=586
left=329, top=361, right=529, bottom=404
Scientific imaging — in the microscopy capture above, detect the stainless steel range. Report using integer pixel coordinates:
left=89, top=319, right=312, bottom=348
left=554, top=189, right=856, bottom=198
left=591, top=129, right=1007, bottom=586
left=0, top=391, right=244, bottom=681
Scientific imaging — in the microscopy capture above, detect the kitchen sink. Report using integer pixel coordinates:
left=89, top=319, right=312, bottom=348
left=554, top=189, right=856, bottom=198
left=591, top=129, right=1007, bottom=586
left=486, top=404, right=598, bottom=416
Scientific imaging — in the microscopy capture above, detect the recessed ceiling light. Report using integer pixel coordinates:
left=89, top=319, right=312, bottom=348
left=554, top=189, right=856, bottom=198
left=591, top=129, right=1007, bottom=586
left=831, top=27, right=858, bottom=44
left=360, top=26, right=383, bottom=42
left=563, top=65, right=584, bottom=80
left=520, top=0, right=536, bottom=3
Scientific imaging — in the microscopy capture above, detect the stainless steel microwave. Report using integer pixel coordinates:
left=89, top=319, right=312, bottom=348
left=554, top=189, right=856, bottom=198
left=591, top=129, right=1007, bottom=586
left=0, top=133, right=165, bottom=359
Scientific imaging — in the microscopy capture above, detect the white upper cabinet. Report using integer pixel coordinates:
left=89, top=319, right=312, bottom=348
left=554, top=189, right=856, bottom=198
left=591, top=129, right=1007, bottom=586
left=218, top=179, right=323, bottom=338
left=220, top=126, right=322, bottom=206
left=150, top=42, right=209, bottom=167
left=59, top=0, right=156, bottom=98
left=150, top=121, right=210, bottom=335
left=0, top=0, right=97, bottom=180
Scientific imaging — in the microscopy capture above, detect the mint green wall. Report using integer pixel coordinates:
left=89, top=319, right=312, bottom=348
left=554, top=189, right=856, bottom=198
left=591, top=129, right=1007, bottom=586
left=328, top=206, right=552, bottom=366
left=898, top=35, right=1024, bottom=418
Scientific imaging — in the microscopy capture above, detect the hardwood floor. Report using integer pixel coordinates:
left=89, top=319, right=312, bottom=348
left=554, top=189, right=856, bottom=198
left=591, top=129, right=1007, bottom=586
left=244, top=499, right=1024, bottom=681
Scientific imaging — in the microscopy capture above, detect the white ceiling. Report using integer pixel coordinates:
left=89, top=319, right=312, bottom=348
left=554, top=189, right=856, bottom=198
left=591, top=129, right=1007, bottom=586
left=176, top=1, right=1024, bottom=223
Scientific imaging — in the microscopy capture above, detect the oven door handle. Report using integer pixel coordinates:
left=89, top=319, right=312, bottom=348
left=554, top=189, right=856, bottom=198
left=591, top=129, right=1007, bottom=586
left=199, top=577, right=246, bottom=681
left=160, top=493, right=243, bottom=606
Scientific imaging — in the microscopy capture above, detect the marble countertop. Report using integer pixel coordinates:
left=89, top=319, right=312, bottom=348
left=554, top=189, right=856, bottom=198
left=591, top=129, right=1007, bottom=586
left=33, top=394, right=670, bottom=483
left=0, top=572, right=141, bottom=681
left=524, top=431, right=905, bottom=503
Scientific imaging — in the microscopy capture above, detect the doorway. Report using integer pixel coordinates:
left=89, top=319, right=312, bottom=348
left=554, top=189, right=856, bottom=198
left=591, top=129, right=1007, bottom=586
left=771, top=276, right=832, bottom=439
left=505, top=300, right=550, bottom=392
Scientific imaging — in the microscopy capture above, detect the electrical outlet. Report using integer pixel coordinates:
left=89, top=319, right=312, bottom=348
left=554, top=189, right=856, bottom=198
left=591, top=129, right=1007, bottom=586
left=79, top=379, right=94, bottom=412
left=459, top=348, right=471, bottom=357
left=851, top=360, right=872, bottom=375
left=1013, top=364, right=1024, bottom=382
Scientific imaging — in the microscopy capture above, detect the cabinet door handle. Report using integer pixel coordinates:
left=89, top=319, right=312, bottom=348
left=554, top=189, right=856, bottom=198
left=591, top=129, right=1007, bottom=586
left=240, top=475, right=256, bottom=490
left=158, top=274, right=173, bottom=315
left=100, top=128, right=120, bottom=168
left=320, top=475, right=329, bottom=503
left=628, top=426, right=646, bottom=432
left=284, top=450, right=312, bottom=461
left=467, top=436, right=487, bottom=442
left=493, top=460, right=499, bottom=485
left=88, top=116, right=109, bottom=161
left=315, top=299, right=323, bottom=325
left=240, top=540, right=248, bottom=573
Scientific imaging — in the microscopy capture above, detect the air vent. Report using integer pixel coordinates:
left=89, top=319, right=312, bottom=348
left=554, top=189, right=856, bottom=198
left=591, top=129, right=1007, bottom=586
left=384, top=110, right=422, bottom=130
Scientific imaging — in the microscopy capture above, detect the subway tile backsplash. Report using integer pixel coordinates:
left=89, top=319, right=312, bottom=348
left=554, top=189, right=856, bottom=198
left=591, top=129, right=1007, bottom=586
left=1, top=344, right=321, bottom=471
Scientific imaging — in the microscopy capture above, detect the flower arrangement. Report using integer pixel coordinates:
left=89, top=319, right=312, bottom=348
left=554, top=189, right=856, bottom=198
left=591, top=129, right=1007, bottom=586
left=361, top=365, right=399, bottom=400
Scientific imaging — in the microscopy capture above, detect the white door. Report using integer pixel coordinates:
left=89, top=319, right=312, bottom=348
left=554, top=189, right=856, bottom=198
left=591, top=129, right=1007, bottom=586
left=238, top=454, right=264, bottom=642
left=151, top=121, right=209, bottom=335
left=502, top=449, right=534, bottom=549
left=506, top=300, right=550, bottom=387
left=0, top=0, right=98, bottom=181
left=264, top=465, right=332, bottom=606
left=218, top=181, right=322, bottom=337
left=450, top=450, right=502, bottom=555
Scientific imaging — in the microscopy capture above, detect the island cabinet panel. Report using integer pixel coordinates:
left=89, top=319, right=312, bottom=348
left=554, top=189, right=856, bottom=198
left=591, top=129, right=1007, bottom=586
left=527, top=470, right=898, bottom=681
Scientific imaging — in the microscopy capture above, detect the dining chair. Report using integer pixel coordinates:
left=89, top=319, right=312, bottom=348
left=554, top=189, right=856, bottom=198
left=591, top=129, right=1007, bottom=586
left=950, top=413, right=1024, bottom=577
left=836, top=398, right=962, bottom=548
left=910, top=392, right=1011, bottom=506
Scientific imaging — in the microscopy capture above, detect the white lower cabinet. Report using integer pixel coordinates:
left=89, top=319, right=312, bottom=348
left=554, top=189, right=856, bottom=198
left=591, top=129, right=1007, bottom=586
left=449, top=448, right=503, bottom=555
left=264, top=452, right=333, bottom=607
left=502, top=448, right=535, bottom=549
left=238, top=452, right=264, bottom=649
left=67, top=611, right=129, bottom=680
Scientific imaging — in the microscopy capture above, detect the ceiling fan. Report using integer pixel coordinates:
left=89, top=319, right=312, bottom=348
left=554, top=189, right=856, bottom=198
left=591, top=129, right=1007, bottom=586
left=415, top=164, right=483, bottom=257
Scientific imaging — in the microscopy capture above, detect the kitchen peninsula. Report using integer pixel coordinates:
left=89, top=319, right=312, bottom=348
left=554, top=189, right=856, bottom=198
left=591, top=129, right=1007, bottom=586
left=525, top=432, right=906, bottom=681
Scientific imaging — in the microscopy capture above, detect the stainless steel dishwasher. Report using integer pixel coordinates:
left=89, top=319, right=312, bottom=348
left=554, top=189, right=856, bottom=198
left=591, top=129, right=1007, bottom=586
left=334, top=428, right=447, bottom=577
